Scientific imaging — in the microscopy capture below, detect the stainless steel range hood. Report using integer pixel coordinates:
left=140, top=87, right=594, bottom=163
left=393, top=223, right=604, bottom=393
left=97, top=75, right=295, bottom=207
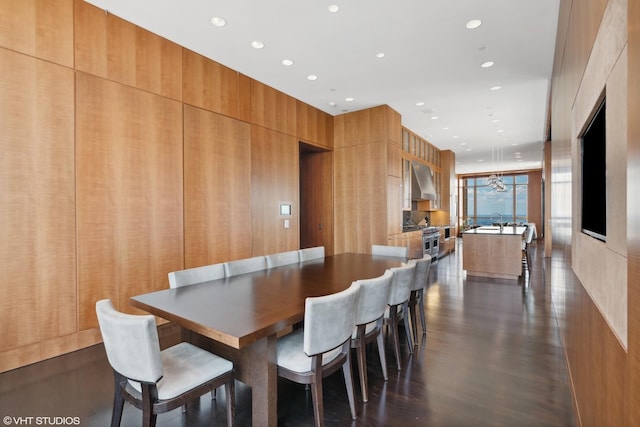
left=411, top=161, right=436, bottom=201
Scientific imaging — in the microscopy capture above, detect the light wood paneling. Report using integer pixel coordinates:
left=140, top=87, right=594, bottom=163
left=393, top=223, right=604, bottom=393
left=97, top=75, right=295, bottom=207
left=334, top=146, right=358, bottom=254
left=74, top=0, right=182, bottom=100
left=527, top=170, right=542, bottom=232
left=627, top=0, right=640, bottom=425
left=0, top=49, right=76, bottom=353
left=183, top=49, right=240, bottom=117
left=296, top=101, right=334, bottom=148
left=251, top=126, right=299, bottom=256
left=387, top=176, right=403, bottom=236
left=238, top=73, right=252, bottom=123
left=0, top=0, right=73, bottom=67
left=388, top=143, right=402, bottom=178
left=300, top=149, right=333, bottom=255
left=356, top=142, right=388, bottom=252
left=250, top=80, right=297, bottom=136
left=76, top=73, right=184, bottom=327
left=183, top=105, right=252, bottom=266
left=334, top=106, right=388, bottom=148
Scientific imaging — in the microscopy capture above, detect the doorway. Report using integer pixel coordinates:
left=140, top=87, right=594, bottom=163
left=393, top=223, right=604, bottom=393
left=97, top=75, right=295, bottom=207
left=299, top=142, right=333, bottom=254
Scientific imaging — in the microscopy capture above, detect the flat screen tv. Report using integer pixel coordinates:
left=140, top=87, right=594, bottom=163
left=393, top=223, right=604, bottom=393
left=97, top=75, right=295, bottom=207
left=580, top=97, right=606, bottom=242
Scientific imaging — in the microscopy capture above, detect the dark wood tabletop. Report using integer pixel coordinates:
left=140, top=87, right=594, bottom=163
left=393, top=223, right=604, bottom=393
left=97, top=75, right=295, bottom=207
left=130, top=252, right=405, bottom=349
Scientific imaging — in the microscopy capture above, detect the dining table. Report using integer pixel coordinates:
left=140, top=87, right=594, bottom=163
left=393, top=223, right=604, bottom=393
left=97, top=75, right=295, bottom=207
left=130, top=252, right=405, bottom=427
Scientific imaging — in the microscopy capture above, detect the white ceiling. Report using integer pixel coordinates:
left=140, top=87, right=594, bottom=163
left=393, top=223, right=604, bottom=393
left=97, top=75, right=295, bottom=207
left=84, top=0, right=560, bottom=175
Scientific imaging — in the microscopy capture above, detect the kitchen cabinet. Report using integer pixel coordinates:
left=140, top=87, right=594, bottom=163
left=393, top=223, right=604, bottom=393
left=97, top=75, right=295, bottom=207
left=387, top=230, right=423, bottom=259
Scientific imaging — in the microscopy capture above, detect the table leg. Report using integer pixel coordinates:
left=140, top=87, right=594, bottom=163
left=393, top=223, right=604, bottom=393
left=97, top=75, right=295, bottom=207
left=189, top=331, right=278, bottom=427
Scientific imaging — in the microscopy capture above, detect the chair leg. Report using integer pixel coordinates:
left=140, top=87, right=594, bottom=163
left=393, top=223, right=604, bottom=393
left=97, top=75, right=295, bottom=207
left=409, top=291, right=418, bottom=345
left=212, top=386, right=217, bottom=400
left=418, top=289, right=427, bottom=335
left=389, top=307, right=402, bottom=370
left=342, top=346, right=357, bottom=420
left=310, top=357, right=324, bottom=427
left=140, top=384, right=158, bottom=427
left=376, top=330, right=389, bottom=381
left=110, top=374, right=126, bottom=427
left=402, top=301, right=414, bottom=353
left=225, top=379, right=236, bottom=427
left=355, top=326, right=369, bottom=402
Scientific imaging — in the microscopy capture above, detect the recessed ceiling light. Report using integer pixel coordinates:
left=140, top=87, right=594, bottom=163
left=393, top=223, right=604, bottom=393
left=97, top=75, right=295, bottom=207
left=466, top=148, right=473, bottom=151
left=490, top=85, right=502, bottom=91
left=460, top=142, right=467, bottom=146
left=250, top=41, right=265, bottom=49
left=497, top=129, right=504, bottom=133
left=328, top=101, right=337, bottom=107
left=453, top=135, right=459, bottom=139
left=281, top=59, right=294, bottom=66
left=512, top=143, right=519, bottom=146
left=376, top=52, right=385, bottom=58
left=431, top=116, right=439, bottom=120
left=306, top=74, right=318, bottom=81
left=416, top=101, right=425, bottom=107
left=492, top=119, right=500, bottom=123
left=481, top=61, right=494, bottom=68
left=443, top=127, right=449, bottom=130
left=477, top=159, right=484, bottom=162
left=210, top=16, right=227, bottom=27
left=328, top=4, right=340, bottom=13
left=345, top=97, right=354, bottom=102
left=466, top=19, right=482, bottom=29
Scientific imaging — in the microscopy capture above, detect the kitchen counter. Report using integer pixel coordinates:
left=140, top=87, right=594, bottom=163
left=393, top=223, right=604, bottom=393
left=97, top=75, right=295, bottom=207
left=463, top=226, right=527, bottom=235
left=462, top=226, right=526, bottom=280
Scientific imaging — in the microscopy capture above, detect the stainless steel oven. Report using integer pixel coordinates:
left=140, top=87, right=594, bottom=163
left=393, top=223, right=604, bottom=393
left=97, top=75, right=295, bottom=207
left=422, top=227, right=441, bottom=257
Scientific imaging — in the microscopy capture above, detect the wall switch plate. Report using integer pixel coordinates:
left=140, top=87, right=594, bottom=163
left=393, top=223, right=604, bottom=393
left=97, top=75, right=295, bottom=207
left=284, top=219, right=290, bottom=229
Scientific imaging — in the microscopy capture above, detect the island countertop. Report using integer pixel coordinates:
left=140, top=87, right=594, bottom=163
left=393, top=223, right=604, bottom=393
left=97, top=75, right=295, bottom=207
left=463, top=226, right=527, bottom=236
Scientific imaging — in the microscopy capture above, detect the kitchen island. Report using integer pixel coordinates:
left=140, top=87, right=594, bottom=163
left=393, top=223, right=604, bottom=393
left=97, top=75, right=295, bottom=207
left=462, top=226, right=527, bottom=280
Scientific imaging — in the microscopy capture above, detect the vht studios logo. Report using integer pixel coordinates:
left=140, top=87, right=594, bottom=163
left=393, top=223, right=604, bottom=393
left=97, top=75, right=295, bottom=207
left=3, top=416, right=81, bottom=426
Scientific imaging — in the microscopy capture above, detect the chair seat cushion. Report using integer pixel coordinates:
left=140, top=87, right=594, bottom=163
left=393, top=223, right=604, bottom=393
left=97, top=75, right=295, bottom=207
left=276, top=329, right=343, bottom=373
left=128, top=342, right=233, bottom=400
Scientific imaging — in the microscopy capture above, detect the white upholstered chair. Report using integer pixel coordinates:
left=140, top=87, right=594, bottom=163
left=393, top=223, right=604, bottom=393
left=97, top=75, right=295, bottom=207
left=384, top=263, right=416, bottom=370
left=298, top=246, right=325, bottom=262
left=223, top=256, right=267, bottom=277
left=407, top=256, right=432, bottom=342
left=371, top=244, right=408, bottom=258
left=265, top=250, right=301, bottom=268
left=168, top=263, right=226, bottom=288
left=95, top=299, right=235, bottom=427
left=350, top=269, right=394, bottom=402
left=276, top=282, right=361, bottom=427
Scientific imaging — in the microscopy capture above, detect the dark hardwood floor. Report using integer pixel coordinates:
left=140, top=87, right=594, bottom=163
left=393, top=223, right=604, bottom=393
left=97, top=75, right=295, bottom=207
left=0, top=241, right=575, bottom=426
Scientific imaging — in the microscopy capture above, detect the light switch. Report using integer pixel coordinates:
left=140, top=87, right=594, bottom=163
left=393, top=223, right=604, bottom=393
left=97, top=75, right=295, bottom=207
left=284, top=219, right=290, bottom=229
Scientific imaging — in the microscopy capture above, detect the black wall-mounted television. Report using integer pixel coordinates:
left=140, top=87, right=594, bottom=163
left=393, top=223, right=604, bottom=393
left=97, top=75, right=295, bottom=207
left=580, top=97, right=606, bottom=242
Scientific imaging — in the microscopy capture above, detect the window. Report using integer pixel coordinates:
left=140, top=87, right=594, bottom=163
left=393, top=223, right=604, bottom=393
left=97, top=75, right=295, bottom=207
left=460, top=173, right=529, bottom=227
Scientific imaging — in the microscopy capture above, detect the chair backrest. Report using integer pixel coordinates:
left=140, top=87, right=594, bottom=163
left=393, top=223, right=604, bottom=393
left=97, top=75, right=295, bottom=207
left=168, top=263, right=226, bottom=288
left=525, top=224, right=536, bottom=245
left=266, top=250, right=301, bottom=268
left=353, top=269, right=394, bottom=326
left=408, top=256, right=431, bottom=292
left=299, top=246, right=325, bottom=262
left=303, top=282, right=361, bottom=357
left=223, top=256, right=267, bottom=277
left=387, top=263, right=416, bottom=306
left=95, top=299, right=163, bottom=383
left=372, top=244, right=408, bottom=258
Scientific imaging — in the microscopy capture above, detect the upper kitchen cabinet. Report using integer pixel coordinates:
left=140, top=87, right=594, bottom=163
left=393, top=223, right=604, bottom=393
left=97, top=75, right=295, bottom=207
left=401, top=127, right=443, bottom=211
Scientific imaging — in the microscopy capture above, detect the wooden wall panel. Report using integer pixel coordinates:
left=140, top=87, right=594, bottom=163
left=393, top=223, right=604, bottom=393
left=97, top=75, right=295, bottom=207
left=356, top=142, right=387, bottom=252
left=334, top=147, right=358, bottom=254
left=627, top=0, right=640, bottom=425
left=183, top=106, right=252, bottom=266
left=527, top=170, right=542, bottom=233
left=333, top=106, right=388, bottom=148
left=296, top=100, right=334, bottom=148
left=251, top=126, right=299, bottom=256
left=74, top=0, right=182, bottom=100
left=251, top=80, right=297, bottom=136
left=183, top=49, right=240, bottom=117
left=0, top=49, right=76, bottom=353
left=76, top=73, right=184, bottom=327
left=0, top=0, right=73, bottom=67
